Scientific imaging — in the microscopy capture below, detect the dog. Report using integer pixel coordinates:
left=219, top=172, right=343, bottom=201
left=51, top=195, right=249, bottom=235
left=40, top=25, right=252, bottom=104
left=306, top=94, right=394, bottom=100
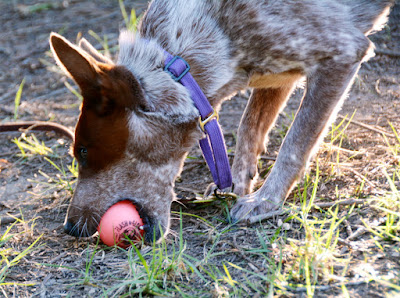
left=49, top=0, right=394, bottom=243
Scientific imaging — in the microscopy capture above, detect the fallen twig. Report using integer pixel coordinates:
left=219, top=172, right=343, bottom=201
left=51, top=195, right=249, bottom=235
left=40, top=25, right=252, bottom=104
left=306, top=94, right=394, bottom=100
left=337, top=115, right=396, bottom=139
left=0, top=121, right=74, bottom=140
left=49, top=252, right=68, bottom=264
left=322, top=143, right=363, bottom=155
left=30, top=88, right=69, bottom=102
left=0, top=151, right=14, bottom=158
left=312, top=198, right=368, bottom=209
left=346, top=217, right=387, bottom=241
left=346, top=226, right=366, bottom=241
left=341, top=166, right=376, bottom=188
left=344, top=219, right=353, bottom=237
left=337, top=237, right=357, bottom=249
left=375, top=79, right=382, bottom=95
left=0, top=87, right=18, bottom=103
left=375, top=48, right=400, bottom=58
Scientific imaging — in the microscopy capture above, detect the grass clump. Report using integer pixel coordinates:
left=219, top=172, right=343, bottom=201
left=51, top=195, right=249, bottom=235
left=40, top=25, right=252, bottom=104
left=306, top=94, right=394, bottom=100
left=280, top=165, right=350, bottom=296
left=12, top=132, right=77, bottom=195
left=12, top=133, right=53, bottom=158
left=0, top=216, right=43, bottom=289
left=119, top=0, right=140, bottom=32
left=104, top=214, right=194, bottom=296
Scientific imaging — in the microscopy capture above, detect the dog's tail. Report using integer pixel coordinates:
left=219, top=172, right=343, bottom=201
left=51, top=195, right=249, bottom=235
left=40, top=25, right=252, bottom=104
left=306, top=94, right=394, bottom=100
left=344, top=0, right=394, bottom=35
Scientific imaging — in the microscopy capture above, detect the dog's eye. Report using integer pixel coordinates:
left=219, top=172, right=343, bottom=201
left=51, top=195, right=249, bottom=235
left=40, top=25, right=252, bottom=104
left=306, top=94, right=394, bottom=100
left=138, top=104, right=150, bottom=113
left=78, top=147, right=88, bottom=160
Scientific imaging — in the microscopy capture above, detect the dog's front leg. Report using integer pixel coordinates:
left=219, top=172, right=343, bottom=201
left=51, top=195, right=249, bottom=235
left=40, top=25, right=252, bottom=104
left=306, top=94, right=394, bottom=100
left=231, top=60, right=362, bottom=222
left=231, top=86, right=296, bottom=196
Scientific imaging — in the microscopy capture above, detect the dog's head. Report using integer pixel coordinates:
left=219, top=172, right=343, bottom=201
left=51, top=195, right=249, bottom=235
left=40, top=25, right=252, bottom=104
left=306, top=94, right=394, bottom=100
left=50, top=33, right=201, bottom=243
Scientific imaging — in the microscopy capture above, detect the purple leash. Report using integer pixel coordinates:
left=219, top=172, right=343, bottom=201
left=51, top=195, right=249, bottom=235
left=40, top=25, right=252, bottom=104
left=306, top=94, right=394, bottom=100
left=163, top=53, right=232, bottom=190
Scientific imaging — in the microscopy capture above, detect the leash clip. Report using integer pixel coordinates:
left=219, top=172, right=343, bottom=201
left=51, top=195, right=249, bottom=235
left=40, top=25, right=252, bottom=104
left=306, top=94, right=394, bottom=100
left=199, top=109, right=219, bottom=132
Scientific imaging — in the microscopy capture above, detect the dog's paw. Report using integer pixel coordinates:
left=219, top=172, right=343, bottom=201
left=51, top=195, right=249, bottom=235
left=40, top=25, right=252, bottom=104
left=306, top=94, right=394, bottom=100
left=230, top=193, right=280, bottom=223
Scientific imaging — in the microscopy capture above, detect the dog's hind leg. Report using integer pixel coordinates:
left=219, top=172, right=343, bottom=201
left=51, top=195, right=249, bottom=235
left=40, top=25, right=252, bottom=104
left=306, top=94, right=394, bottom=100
left=231, top=85, right=296, bottom=197
left=231, top=60, right=363, bottom=222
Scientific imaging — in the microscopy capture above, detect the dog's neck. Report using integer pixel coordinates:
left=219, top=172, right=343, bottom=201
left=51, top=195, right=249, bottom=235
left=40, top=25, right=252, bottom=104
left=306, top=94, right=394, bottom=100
left=118, top=1, right=249, bottom=112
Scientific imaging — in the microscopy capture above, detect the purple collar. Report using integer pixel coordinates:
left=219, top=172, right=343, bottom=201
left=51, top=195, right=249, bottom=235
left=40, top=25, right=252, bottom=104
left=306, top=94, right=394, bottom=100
left=163, top=52, right=232, bottom=190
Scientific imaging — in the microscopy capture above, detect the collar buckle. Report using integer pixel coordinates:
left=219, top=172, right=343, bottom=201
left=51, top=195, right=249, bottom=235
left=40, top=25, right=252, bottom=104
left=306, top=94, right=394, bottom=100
left=164, top=56, right=191, bottom=81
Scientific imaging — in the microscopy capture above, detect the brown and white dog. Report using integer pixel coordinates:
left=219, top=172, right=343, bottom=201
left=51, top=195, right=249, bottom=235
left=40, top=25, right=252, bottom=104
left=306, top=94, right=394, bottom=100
left=50, top=0, right=394, bottom=243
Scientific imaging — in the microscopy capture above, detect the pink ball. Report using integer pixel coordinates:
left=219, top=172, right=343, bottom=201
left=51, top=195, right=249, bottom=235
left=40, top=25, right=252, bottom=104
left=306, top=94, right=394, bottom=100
left=97, top=200, right=144, bottom=248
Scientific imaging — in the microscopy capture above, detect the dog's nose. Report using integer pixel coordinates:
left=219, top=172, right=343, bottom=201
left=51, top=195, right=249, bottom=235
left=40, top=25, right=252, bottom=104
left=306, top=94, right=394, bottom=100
left=143, top=218, right=166, bottom=244
left=63, top=220, right=81, bottom=237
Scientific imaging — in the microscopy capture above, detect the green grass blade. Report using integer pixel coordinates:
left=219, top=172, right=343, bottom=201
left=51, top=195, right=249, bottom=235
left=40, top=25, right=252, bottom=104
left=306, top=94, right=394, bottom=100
left=14, top=78, right=25, bottom=120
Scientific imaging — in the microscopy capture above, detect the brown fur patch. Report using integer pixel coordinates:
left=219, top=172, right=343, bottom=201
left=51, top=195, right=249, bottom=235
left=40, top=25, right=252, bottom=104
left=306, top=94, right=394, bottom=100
left=248, top=70, right=304, bottom=89
left=74, top=65, right=145, bottom=175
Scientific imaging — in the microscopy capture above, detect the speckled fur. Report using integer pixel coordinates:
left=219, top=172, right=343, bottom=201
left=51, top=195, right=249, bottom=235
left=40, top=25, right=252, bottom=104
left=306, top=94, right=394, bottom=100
left=51, top=0, right=393, bottom=242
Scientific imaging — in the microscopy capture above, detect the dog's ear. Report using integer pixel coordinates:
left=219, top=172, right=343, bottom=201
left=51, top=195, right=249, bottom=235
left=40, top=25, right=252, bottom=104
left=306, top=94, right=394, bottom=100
left=50, top=33, right=124, bottom=116
left=50, top=33, right=100, bottom=91
left=79, top=38, right=114, bottom=65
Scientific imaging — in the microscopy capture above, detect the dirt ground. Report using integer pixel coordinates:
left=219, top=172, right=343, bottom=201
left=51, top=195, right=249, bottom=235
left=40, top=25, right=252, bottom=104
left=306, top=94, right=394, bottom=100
left=0, top=0, right=400, bottom=297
